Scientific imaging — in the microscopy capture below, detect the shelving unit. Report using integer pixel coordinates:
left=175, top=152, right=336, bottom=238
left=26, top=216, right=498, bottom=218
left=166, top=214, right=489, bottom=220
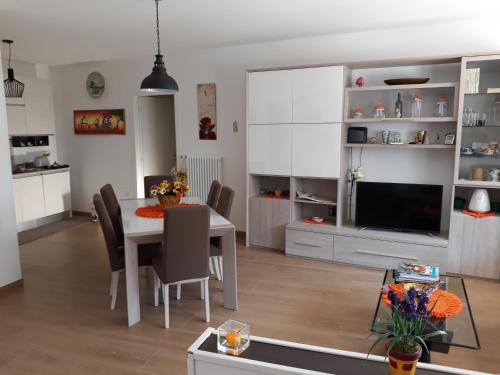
left=345, top=117, right=456, bottom=123
left=344, top=143, right=455, bottom=149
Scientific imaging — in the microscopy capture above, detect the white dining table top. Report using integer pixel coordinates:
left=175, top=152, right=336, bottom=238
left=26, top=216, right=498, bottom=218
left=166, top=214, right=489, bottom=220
left=119, top=197, right=234, bottom=238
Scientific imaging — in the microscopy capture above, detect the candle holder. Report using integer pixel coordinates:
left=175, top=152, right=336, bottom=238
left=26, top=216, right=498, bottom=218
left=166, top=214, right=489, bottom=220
left=217, top=320, right=250, bottom=356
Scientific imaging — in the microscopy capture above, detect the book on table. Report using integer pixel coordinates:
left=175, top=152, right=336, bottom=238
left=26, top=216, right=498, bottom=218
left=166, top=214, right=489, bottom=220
left=394, top=262, right=440, bottom=283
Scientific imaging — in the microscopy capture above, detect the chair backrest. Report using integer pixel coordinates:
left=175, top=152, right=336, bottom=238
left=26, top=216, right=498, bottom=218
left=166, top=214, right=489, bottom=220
left=161, top=205, right=210, bottom=284
left=93, top=193, right=124, bottom=272
left=216, top=186, right=235, bottom=219
left=144, top=175, right=174, bottom=198
left=206, top=180, right=222, bottom=209
left=99, top=184, right=123, bottom=238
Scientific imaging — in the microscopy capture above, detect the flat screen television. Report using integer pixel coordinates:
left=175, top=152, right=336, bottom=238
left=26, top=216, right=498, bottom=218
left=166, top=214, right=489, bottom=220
left=355, top=182, right=443, bottom=233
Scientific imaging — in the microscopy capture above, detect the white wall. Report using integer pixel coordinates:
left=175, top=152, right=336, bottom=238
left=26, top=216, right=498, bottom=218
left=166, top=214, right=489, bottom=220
left=0, top=52, right=22, bottom=288
left=51, top=19, right=500, bottom=230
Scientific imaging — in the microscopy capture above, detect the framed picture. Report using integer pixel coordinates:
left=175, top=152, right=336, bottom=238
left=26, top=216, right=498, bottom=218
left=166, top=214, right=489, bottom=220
left=197, top=83, right=217, bottom=140
left=74, top=109, right=125, bottom=135
left=444, top=133, right=456, bottom=145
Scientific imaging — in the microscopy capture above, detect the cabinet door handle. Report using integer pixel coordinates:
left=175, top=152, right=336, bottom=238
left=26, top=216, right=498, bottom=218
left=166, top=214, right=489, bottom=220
left=354, top=250, right=419, bottom=261
left=293, top=241, right=321, bottom=248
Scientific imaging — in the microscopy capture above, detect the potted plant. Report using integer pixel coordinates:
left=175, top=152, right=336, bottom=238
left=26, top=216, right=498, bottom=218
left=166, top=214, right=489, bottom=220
left=369, top=287, right=447, bottom=375
left=150, top=180, right=190, bottom=208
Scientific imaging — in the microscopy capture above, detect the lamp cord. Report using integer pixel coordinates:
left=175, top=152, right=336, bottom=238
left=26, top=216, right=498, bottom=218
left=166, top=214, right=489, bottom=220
left=8, top=42, right=12, bottom=69
left=155, top=0, right=161, bottom=55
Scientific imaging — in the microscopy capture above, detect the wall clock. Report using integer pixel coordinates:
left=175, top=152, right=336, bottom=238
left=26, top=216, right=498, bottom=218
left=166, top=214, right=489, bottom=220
left=86, top=71, right=105, bottom=98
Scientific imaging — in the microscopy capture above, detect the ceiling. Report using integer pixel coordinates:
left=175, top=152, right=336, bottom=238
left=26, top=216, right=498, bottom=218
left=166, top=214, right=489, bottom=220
left=0, top=0, right=499, bottom=65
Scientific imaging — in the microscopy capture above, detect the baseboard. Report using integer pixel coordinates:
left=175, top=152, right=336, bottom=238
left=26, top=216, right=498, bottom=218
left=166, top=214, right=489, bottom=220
left=72, top=210, right=92, bottom=218
left=0, top=279, right=23, bottom=293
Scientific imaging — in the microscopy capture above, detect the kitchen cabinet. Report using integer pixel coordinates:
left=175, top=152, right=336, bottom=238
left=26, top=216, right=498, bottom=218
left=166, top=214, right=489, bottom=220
left=42, top=171, right=71, bottom=216
left=6, top=105, right=28, bottom=135
left=24, top=78, right=56, bottom=135
left=248, top=124, right=291, bottom=176
left=12, top=175, right=45, bottom=225
left=248, top=70, right=293, bottom=125
left=249, top=196, right=290, bottom=250
left=292, top=66, right=346, bottom=123
left=291, top=123, right=341, bottom=178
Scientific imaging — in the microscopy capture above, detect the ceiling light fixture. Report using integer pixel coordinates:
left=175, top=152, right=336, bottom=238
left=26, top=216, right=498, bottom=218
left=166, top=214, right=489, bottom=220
left=2, top=39, right=25, bottom=98
left=140, top=0, right=178, bottom=93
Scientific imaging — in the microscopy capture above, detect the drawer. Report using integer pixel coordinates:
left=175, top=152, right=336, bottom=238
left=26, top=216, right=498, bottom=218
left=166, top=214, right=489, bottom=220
left=333, top=235, right=447, bottom=271
left=286, top=229, right=334, bottom=261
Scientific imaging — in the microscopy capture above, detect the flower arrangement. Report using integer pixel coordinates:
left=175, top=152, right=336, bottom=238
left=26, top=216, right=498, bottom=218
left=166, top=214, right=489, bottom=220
left=369, top=286, right=447, bottom=374
left=150, top=180, right=190, bottom=198
left=170, top=167, right=187, bottom=183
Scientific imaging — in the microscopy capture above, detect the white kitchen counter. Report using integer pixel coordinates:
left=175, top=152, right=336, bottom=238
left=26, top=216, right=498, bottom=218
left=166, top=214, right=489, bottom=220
left=12, top=167, right=70, bottom=179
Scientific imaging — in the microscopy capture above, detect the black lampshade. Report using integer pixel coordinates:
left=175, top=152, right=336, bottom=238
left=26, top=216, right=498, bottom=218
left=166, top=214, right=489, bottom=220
left=2, top=39, right=24, bottom=98
left=140, top=54, right=178, bottom=93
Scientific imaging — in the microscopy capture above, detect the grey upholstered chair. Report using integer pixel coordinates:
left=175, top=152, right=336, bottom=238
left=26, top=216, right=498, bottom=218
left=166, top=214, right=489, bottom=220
left=93, top=193, right=160, bottom=310
left=206, top=180, right=222, bottom=209
left=144, top=175, right=174, bottom=198
left=210, top=186, right=235, bottom=281
left=152, top=205, right=211, bottom=328
left=99, top=184, right=123, bottom=238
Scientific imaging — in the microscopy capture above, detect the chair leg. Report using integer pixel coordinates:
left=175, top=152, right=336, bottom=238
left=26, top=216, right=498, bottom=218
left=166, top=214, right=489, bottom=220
left=176, top=284, right=181, bottom=300
left=163, top=284, right=170, bottom=328
left=200, top=281, right=205, bottom=300
left=110, top=271, right=120, bottom=310
left=218, top=257, right=223, bottom=281
left=153, top=272, right=160, bottom=307
left=204, top=279, right=210, bottom=323
left=209, top=258, right=214, bottom=275
left=213, top=257, right=222, bottom=281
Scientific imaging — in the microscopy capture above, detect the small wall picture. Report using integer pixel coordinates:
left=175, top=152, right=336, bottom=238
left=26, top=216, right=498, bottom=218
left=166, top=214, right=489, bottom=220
left=74, top=109, right=125, bottom=135
left=444, top=133, right=456, bottom=145
left=197, top=83, right=217, bottom=140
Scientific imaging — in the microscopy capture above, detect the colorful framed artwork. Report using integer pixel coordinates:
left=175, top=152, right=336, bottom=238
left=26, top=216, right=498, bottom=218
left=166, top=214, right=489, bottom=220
left=74, top=109, right=125, bottom=135
left=197, top=83, right=217, bottom=140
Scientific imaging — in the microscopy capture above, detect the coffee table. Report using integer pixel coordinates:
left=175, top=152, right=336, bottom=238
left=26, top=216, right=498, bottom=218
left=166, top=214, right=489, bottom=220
left=371, top=270, right=480, bottom=363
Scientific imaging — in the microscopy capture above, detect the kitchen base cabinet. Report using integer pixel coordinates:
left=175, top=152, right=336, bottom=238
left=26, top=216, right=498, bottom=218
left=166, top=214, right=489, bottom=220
left=42, top=171, right=71, bottom=216
left=12, top=175, right=45, bottom=225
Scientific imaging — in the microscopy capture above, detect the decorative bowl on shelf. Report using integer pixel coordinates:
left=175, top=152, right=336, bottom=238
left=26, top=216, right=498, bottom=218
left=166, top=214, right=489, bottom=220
left=384, top=78, right=430, bottom=85
left=312, top=216, right=325, bottom=223
left=217, top=320, right=250, bottom=356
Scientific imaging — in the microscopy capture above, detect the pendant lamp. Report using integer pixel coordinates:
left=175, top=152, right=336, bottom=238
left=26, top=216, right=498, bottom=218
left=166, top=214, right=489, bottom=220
left=140, top=0, right=178, bottom=93
left=2, top=40, right=25, bottom=98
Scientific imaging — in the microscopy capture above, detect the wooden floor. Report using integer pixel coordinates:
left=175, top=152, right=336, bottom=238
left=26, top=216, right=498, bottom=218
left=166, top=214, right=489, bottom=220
left=0, top=221, right=499, bottom=374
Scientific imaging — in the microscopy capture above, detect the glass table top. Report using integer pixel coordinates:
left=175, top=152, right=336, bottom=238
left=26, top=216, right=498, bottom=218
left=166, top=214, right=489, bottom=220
left=372, top=270, right=481, bottom=350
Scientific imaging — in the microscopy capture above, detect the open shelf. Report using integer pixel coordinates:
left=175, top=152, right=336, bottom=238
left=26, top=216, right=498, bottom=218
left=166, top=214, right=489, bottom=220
left=454, top=180, right=500, bottom=189
left=294, top=199, right=337, bottom=206
left=287, top=219, right=337, bottom=235
left=345, top=82, right=459, bottom=92
left=344, top=143, right=455, bottom=149
left=345, top=117, right=457, bottom=123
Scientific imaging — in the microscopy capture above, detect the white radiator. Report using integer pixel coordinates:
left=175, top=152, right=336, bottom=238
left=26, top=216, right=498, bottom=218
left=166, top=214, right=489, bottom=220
left=180, top=155, right=222, bottom=202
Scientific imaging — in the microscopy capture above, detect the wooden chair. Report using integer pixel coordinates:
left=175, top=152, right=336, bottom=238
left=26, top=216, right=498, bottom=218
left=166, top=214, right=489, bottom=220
left=206, top=180, right=222, bottom=209
left=100, top=184, right=123, bottom=238
left=152, top=205, right=211, bottom=328
left=93, top=193, right=160, bottom=310
left=144, top=175, right=174, bottom=198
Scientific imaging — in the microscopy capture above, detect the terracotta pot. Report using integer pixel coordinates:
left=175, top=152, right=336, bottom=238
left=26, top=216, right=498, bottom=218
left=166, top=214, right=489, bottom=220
left=158, top=195, right=181, bottom=209
left=388, top=346, right=422, bottom=375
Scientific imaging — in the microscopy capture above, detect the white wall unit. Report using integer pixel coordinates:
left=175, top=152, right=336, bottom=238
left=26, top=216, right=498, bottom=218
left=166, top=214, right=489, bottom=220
left=24, top=77, right=56, bottom=135
left=42, top=171, right=71, bottom=216
left=248, top=70, right=293, bottom=124
left=6, top=105, right=27, bottom=135
left=292, top=123, right=341, bottom=178
left=292, top=66, right=346, bottom=123
left=248, top=124, right=291, bottom=175
left=286, top=229, right=334, bottom=261
left=12, top=175, right=45, bottom=224
left=249, top=196, right=290, bottom=250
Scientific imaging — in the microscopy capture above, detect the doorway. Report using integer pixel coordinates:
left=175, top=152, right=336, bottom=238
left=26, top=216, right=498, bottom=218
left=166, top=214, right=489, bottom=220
left=134, top=95, right=176, bottom=198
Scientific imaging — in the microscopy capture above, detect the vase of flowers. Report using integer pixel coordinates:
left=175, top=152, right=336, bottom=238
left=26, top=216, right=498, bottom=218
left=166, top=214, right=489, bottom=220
left=369, top=286, right=447, bottom=375
left=150, top=180, right=190, bottom=209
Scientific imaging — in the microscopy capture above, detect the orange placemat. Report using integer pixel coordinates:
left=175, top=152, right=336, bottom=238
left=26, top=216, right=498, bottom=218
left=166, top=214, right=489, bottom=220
left=381, top=283, right=462, bottom=319
left=303, top=218, right=328, bottom=225
left=463, top=210, right=496, bottom=218
left=135, top=203, right=199, bottom=219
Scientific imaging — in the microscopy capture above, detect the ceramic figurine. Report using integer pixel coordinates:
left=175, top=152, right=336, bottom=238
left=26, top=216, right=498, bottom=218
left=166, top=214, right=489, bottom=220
left=469, top=189, right=491, bottom=213
left=355, top=77, right=365, bottom=87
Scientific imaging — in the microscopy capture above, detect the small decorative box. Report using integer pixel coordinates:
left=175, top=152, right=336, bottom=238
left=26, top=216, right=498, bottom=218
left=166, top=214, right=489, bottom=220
left=217, top=320, right=250, bottom=356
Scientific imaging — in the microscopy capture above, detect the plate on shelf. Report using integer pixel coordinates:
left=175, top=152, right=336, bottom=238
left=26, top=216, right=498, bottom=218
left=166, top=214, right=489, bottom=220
left=384, top=78, right=430, bottom=85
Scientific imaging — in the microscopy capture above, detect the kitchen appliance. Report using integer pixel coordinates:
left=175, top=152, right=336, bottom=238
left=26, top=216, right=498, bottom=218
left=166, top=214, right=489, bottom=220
left=355, top=181, right=443, bottom=233
left=347, top=127, right=368, bottom=144
left=34, top=154, right=50, bottom=168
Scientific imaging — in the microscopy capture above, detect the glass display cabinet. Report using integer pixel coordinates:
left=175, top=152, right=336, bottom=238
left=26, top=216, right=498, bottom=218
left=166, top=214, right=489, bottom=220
left=455, top=55, right=500, bottom=187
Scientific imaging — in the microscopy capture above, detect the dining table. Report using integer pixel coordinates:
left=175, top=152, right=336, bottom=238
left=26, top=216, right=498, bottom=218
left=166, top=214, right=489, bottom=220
left=119, top=196, right=238, bottom=327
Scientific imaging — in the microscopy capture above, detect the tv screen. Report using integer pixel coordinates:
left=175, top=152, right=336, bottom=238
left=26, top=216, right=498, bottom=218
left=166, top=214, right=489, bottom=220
left=355, top=182, right=443, bottom=233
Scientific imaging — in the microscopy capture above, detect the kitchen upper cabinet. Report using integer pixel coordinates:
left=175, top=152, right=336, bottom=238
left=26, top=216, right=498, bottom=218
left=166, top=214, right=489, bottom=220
left=6, top=105, right=28, bottom=135
left=24, top=78, right=56, bottom=135
left=42, top=171, right=71, bottom=216
left=292, top=66, right=346, bottom=123
left=292, top=123, right=341, bottom=178
left=248, top=124, right=291, bottom=176
left=248, top=70, right=293, bottom=124
left=12, top=175, right=45, bottom=225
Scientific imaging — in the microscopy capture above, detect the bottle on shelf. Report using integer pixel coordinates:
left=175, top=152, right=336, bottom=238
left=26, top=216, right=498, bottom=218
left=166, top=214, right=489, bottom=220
left=395, top=92, right=403, bottom=118
left=411, top=91, right=422, bottom=118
